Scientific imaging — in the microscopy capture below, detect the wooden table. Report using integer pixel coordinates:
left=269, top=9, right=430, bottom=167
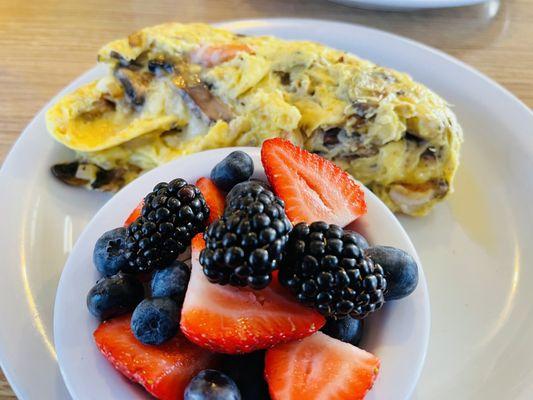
left=0, top=0, right=531, bottom=397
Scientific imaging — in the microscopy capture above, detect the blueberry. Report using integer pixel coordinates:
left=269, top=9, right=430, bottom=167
left=210, top=151, right=254, bottom=191
left=321, top=317, right=364, bottom=346
left=220, top=352, right=270, bottom=400
left=86, top=273, right=144, bottom=320
left=131, top=298, right=180, bottom=345
left=93, top=227, right=129, bottom=276
left=151, top=261, right=190, bottom=302
left=364, top=246, right=418, bottom=301
left=185, top=369, right=241, bottom=400
left=343, top=230, right=369, bottom=250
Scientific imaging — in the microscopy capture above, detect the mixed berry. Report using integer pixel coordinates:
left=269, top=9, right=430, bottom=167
left=86, top=139, right=419, bottom=400
left=200, top=182, right=291, bottom=289
left=124, top=178, right=209, bottom=272
left=279, top=221, right=387, bottom=320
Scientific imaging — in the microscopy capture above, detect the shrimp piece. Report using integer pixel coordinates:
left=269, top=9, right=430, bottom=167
left=190, top=43, right=254, bottom=67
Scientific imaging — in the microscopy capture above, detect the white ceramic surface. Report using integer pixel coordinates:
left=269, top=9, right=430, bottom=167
left=327, top=0, right=488, bottom=10
left=53, top=148, right=430, bottom=400
left=0, top=18, right=532, bottom=400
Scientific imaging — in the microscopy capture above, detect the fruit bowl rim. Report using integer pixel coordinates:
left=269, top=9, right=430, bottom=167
left=53, top=146, right=430, bottom=400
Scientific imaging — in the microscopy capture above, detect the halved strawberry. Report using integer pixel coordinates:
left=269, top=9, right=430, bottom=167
left=180, top=235, right=325, bottom=354
left=265, top=331, right=380, bottom=400
left=94, top=314, right=217, bottom=400
left=195, top=177, right=225, bottom=224
left=124, top=200, right=144, bottom=226
left=261, top=138, right=367, bottom=227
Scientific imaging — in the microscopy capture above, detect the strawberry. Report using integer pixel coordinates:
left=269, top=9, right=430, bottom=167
left=195, top=177, right=225, bottom=224
left=261, top=138, right=367, bottom=227
left=180, top=235, right=325, bottom=354
left=94, top=314, right=217, bottom=400
left=124, top=200, right=143, bottom=226
left=265, top=331, right=380, bottom=400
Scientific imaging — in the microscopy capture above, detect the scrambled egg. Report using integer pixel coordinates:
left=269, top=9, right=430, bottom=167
left=46, top=23, right=463, bottom=216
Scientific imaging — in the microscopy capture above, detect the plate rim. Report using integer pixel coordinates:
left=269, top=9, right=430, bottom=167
left=0, top=17, right=531, bottom=399
left=325, top=0, right=488, bottom=10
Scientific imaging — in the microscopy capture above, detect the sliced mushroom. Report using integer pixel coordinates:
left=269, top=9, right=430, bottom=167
left=174, top=77, right=233, bottom=123
left=79, top=98, right=116, bottom=121
left=109, top=51, right=142, bottom=70
left=404, top=132, right=440, bottom=162
left=421, top=146, right=439, bottom=162
left=389, top=179, right=449, bottom=214
left=274, top=71, right=291, bottom=86
left=404, top=131, right=427, bottom=145
left=114, top=68, right=152, bottom=107
left=311, top=127, right=379, bottom=159
left=148, top=57, right=175, bottom=76
left=346, top=102, right=378, bottom=131
left=323, top=128, right=341, bottom=147
left=51, top=161, right=125, bottom=191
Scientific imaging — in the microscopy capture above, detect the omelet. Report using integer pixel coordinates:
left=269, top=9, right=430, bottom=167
left=46, top=23, right=463, bottom=216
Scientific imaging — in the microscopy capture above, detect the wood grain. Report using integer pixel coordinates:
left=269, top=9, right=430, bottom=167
left=0, top=0, right=531, bottom=397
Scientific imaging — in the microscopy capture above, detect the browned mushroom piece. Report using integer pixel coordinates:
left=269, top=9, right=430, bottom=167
left=51, top=162, right=125, bottom=191
left=405, top=132, right=440, bottom=162
left=421, top=146, right=439, bottom=162
left=148, top=57, right=174, bottom=75
left=322, top=128, right=341, bottom=147
left=313, top=127, right=379, bottom=159
left=346, top=102, right=378, bottom=130
left=404, top=131, right=427, bottom=145
left=109, top=50, right=143, bottom=70
left=114, top=68, right=152, bottom=107
left=79, top=98, right=116, bottom=121
left=274, top=71, right=291, bottom=86
left=178, top=82, right=234, bottom=123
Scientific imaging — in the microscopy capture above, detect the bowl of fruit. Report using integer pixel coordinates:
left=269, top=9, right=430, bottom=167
left=54, top=138, right=429, bottom=400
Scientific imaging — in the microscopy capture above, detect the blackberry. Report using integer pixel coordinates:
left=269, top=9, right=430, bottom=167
left=125, top=179, right=209, bottom=272
left=200, top=187, right=291, bottom=289
left=279, top=222, right=386, bottom=319
left=225, top=180, right=278, bottom=214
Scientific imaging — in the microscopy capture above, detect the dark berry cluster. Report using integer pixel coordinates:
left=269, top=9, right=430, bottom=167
left=225, top=180, right=277, bottom=214
left=125, top=179, right=209, bottom=272
left=200, top=184, right=291, bottom=289
left=279, top=221, right=386, bottom=319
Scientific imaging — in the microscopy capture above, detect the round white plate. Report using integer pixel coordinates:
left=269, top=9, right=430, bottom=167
left=327, top=0, right=488, bottom=10
left=53, top=148, right=429, bottom=400
left=0, top=18, right=532, bottom=400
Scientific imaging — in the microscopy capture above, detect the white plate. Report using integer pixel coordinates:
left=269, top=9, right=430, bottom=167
left=0, top=18, right=532, bottom=400
left=327, top=0, right=488, bottom=10
left=53, top=148, right=430, bottom=400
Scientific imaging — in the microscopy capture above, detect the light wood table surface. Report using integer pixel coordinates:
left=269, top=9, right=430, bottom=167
left=0, top=0, right=532, bottom=397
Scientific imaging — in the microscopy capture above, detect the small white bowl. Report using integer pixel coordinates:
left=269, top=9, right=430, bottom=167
left=54, top=147, right=430, bottom=400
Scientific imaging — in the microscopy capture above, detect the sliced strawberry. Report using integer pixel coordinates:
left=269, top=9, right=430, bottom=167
left=180, top=235, right=325, bottom=354
left=265, top=331, right=380, bottom=400
left=261, top=138, right=367, bottom=227
left=195, top=177, right=225, bottom=224
left=94, top=314, right=217, bottom=400
left=124, top=200, right=143, bottom=226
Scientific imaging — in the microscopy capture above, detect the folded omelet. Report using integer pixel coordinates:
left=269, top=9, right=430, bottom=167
left=46, top=23, right=462, bottom=216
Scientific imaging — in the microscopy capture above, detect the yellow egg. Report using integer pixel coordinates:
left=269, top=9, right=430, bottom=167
left=46, top=23, right=462, bottom=216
